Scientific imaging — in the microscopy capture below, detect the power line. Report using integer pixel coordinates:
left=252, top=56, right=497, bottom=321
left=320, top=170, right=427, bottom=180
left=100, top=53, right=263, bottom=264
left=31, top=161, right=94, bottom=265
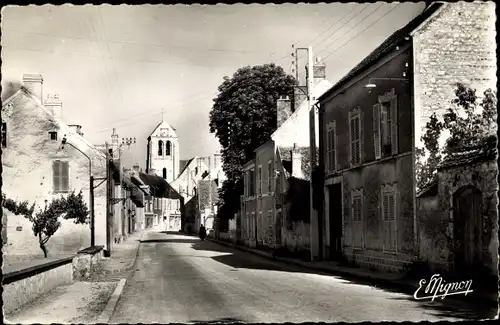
left=3, top=45, right=253, bottom=70
left=322, top=3, right=401, bottom=61
left=296, top=4, right=365, bottom=61
left=2, top=28, right=277, bottom=55
left=315, top=3, right=385, bottom=58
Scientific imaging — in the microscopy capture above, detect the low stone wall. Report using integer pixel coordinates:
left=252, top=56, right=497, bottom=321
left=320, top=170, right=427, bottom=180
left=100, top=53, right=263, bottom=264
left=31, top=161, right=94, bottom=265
left=3, top=256, right=75, bottom=314
left=281, top=221, right=310, bottom=252
left=343, top=247, right=414, bottom=273
left=72, top=246, right=105, bottom=281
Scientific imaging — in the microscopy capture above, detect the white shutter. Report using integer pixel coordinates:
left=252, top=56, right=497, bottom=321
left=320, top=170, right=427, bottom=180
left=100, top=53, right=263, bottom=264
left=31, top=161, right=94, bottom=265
left=390, top=96, right=398, bottom=155
left=373, top=103, right=381, bottom=159
left=53, top=160, right=61, bottom=192
left=357, top=113, right=363, bottom=164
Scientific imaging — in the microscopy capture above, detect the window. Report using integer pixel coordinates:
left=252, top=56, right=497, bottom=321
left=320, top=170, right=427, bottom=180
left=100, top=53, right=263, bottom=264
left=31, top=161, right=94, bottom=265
left=374, top=90, right=398, bottom=159
left=267, top=161, right=273, bottom=192
left=351, top=189, right=364, bottom=248
left=248, top=169, right=255, bottom=196
left=158, top=140, right=163, bottom=156
left=326, top=121, right=337, bottom=173
left=258, top=165, right=262, bottom=195
left=53, top=160, right=69, bottom=193
left=1, top=122, right=6, bottom=148
left=166, top=141, right=172, bottom=156
left=349, top=110, right=362, bottom=165
left=381, top=184, right=397, bottom=252
left=195, top=167, right=198, bottom=175
left=163, top=168, right=167, bottom=179
left=49, top=131, right=57, bottom=141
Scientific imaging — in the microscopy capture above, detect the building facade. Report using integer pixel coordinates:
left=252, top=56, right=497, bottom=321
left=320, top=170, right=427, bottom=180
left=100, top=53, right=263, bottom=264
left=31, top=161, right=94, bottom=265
left=1, top=74, right=108, bottom=257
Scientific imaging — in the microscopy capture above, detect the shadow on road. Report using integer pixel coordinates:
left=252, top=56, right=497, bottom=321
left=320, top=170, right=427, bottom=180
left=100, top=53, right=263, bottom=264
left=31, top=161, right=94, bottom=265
left=191, top=240, right=498, bottom=320
left=141, top=238, right=201, bottom=244
left=160, top=231, right=187, bottom=235
left=388, top=296, right=498, bottom=320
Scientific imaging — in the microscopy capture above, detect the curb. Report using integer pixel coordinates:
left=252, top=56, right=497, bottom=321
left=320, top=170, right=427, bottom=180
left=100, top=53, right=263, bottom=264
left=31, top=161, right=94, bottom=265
left=207, top=239, right=498, bottom=307
left=96, top=278, right=127, bottom=323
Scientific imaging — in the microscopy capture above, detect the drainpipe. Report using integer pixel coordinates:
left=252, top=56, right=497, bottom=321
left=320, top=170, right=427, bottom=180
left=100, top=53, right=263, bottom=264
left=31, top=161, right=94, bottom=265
left=146, top=136, right=151, bottom=174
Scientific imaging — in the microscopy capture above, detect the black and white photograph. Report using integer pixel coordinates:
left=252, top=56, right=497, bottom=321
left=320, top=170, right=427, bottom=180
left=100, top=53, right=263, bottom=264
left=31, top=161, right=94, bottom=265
left=1, top=1, right=498, bottom=323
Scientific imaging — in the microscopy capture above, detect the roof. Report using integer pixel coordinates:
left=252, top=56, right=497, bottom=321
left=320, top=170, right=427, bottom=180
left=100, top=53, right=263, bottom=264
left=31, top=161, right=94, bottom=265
left=138, top=172, right=183, bottom=200
left=317, top=2, right=444, bottom=103
left=148, top=120, right=177, bottom=138
left=178, top=157, right=195, bottom=176
left=277, top=146, right=315, bottom=181
left=271, top=79, right=332, bottom=148
left=438, top=137, right=498, bottom=170
left=2, top=87, right=106, bottom=160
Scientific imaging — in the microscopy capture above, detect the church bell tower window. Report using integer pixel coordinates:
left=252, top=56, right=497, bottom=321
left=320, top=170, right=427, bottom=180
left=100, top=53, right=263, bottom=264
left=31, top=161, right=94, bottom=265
left=158, top=140, right=163, bottom=156
left=166, top=141, right=172, bottom=156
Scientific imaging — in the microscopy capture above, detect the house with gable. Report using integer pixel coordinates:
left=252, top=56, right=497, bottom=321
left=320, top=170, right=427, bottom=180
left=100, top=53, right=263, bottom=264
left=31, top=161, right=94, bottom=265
left=239, top=58, right=332, bottom=252
left=317, top=1, right=496, bottom=276
left=1, top=74, right=109, bottom=257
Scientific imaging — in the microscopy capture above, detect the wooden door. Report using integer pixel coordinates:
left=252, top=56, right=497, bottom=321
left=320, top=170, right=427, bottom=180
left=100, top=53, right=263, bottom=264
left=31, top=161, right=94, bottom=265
left=454, top=186, right=483, bottom=271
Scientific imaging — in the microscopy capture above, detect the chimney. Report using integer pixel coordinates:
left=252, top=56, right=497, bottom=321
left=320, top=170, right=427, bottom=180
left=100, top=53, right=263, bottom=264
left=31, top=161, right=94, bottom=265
left=22, top=74, right=43, bottom=100
left=277, top=95, right=292, bottom=128
left=111, top=128, right=119, bottom=158
left=292, top=86, right=308, bottom=112
left=68, top=124, right=83, bottom=136
left=313, top=57, right=326, bottom=85
left=291, top=143, right=303, bottom=179
left=44, top=94, right=63, bottom=120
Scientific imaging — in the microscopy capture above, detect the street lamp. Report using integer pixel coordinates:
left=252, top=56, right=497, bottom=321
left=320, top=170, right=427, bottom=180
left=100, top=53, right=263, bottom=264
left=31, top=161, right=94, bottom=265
left=61, top=135, right=104, bottom=247
left=364, top=77, right=409, bottom=88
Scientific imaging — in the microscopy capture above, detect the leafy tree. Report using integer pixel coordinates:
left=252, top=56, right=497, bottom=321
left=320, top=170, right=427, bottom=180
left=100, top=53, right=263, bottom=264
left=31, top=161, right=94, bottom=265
left=2, top=190, right=90, bottom=257
left=209, top=63, right=296, bottom=223
left=416, top=83, right=497, bottom=192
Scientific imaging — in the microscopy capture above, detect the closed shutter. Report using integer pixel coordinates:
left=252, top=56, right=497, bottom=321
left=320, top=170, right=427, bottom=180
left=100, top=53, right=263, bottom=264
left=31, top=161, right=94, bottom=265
left=382, top=192, right=390, bottom=250
left=53, top=160, right=61, bottom=192
left=373, top=103, right=381, bottom=159
left=326, top=129, right=331, bottom=171
left=350, top=115, right=361, bottom=165
left=388, top=192, right=397, bottom=251
left=390, top=96, right=399, bottom=155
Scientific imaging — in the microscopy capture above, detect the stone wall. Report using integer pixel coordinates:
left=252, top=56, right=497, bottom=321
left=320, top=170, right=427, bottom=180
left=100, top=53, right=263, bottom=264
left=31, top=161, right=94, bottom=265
left=417, top=159, right=498, bottom=275
left=413, top=1, right=497, bottom=149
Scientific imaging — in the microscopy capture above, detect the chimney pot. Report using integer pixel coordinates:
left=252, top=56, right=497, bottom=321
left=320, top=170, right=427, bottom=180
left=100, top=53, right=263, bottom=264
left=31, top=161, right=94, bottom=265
left=22, top=73, right=43, bottom=100
left=45, top=94, right=63, bottom=120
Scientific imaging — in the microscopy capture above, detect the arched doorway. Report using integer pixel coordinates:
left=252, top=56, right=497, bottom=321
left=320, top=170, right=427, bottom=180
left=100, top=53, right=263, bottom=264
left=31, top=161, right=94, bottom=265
left=453, top=185, right=483, bottom=273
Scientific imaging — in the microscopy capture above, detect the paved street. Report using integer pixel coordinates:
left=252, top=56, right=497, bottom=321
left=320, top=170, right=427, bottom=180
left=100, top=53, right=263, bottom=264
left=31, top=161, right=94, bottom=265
left=110, top=232, right=495, bottom=323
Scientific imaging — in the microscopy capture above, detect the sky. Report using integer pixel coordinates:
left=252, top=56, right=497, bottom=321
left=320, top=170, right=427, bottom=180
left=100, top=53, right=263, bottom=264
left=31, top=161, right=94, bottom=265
left=1, top=2, right=426, bottom=168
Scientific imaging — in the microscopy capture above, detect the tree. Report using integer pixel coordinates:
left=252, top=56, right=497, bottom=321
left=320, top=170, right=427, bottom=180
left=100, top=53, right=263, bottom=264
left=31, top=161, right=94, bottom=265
left=416, top=83, right=497, bottom=192
left=2, top=190, right=90, bottom=257
left=209, top=63, right=296, bottom=223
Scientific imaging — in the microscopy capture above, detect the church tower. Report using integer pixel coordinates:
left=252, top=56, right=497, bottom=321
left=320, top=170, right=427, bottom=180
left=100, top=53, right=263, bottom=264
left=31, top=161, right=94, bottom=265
left=147, top=111, right=180, bottom=183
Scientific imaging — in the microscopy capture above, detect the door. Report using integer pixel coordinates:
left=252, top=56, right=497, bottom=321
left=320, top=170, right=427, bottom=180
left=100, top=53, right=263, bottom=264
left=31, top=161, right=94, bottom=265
left=328, top=183, right=343, bottom=260
left=453, top=186, right=482, bottom=274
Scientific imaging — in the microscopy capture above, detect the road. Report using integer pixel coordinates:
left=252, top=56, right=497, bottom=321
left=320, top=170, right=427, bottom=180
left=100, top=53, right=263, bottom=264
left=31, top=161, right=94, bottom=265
left=110, top=232, right=497, bottom=323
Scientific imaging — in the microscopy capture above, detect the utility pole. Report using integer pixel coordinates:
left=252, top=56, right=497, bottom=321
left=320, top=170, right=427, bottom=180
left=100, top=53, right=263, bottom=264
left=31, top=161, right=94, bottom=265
left=90, top=176, right=95, bottom=246
left=105, top=142, right=112, bottom=257
left=308, top=46, right=320, bottom=262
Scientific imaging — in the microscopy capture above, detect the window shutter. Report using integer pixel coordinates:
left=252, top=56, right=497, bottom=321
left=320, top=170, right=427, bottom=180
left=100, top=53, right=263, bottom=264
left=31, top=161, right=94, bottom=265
left=326, top=129, right=331, bottom=172
left=348, top=112, right=353, bottom=165
left=382, top=193, right=390, bottom=222
left=357, top=114, right=362, bottom=164
left=53, top=160, right=61, bottom=192
left=373, top=103, right=381, bottom=159
left=390, top=96, right=398, bottom=155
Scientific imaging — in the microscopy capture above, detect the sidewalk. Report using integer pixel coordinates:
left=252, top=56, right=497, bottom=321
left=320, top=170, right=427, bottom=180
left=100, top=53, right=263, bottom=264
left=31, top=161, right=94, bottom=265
left=208, top=238, right=498, bottom=308
left=87, top=229, right=147, bottom=282
left=4, top=230, right=148, bottom=324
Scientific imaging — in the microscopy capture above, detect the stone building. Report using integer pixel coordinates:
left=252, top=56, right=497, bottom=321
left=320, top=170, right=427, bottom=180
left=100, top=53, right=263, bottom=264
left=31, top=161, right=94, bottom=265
left=1, top=74, right=108, bottom=256
left=317, top=1, right=496, bottom=272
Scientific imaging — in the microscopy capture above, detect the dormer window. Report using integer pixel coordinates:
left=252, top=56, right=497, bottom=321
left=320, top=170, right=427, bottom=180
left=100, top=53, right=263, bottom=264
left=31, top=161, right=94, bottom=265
left=49, top=131, right=57, bottom=141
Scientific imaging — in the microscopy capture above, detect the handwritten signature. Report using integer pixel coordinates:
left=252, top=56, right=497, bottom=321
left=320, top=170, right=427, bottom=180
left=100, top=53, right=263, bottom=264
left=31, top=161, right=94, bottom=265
left=414, top=274, right=473, bottom=301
